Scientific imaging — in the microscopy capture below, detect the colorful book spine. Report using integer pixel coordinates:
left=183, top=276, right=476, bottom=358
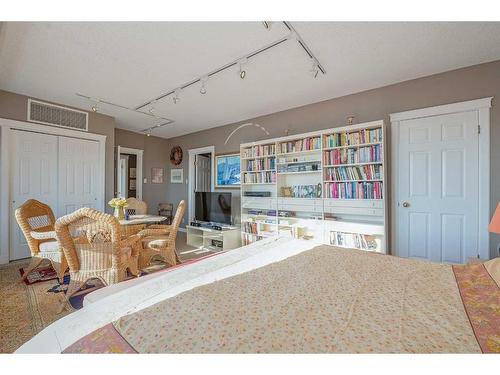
left=243, top=171, right=276, bottom=184
left=324, top=165, right=382, bottom=181
left=279, top=137, right=321, bottom=153
left=246, top=157, right=276, bottom=171
left=242, top=144, right=275, bottom=158
left=323, top=127, right=382, bottom=148
left=324, top=181, right=383, bottom=199
left=323, top=144, right=383, bottom=165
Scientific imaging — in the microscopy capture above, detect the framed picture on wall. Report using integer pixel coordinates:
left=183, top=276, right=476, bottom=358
left=129, top=167, right=137, bottom=178
left=129, top=179, right=137, bottom=190
left=171, top=168, right=183, bottom=184
left=151, top=167, right=164, bottom=184
left=215, top=153, right=240, bottom=188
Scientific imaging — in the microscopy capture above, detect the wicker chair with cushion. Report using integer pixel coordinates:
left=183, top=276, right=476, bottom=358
left=15, top=199, right=68, bottom=282
left=125, top=197, right=148, bottom=216
left=55, top=207, right=142, bottom=299
left=138, top=200, right=186, bottom=269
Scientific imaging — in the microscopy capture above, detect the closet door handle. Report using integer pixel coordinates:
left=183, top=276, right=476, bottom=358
left=402, top=201, right=410, bottom=208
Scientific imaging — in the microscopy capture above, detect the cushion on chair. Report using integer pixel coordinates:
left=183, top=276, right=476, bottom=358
left=30, top=230, right=56, bottom=240
left=142, top=236, right=170, bottom=250
left=39, top=240, right=60, bottom=253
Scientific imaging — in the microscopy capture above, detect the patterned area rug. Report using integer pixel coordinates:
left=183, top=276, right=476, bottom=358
left=0, top=260, right=73, bottom=353
left=0, top=232, right=208, bottom=353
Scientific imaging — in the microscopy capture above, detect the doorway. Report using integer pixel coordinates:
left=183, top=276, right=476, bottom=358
left=116, top=146, right=143, bottom=200
left=391, top=98, right=491, bottom=262
left=188, top=146, right=215, bottom=223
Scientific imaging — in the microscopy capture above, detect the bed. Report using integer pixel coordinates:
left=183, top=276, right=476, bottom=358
left=16, top=238, right=500, bottom=353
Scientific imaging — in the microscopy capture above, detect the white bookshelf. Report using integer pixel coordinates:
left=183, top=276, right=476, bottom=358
left=240, top=120, right=388, bottom=253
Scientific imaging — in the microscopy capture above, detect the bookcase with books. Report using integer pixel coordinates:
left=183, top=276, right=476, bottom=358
left=322, top=120, right=387, bottom=253
left=240, top=142, right=278, bottom=245
left=239, top=120, right=387, bottom=253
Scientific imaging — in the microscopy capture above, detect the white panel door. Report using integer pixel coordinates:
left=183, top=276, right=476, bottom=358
left=195, top=155, right=211, bottom=192
left=58, top=136, right=100, bottom=215
left=398, top=111, right=479, bottom=263
left=10, top=130, right=58, bottom=260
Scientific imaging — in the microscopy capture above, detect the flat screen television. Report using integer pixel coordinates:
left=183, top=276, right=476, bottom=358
left=195, top=192, right=232, bottom=225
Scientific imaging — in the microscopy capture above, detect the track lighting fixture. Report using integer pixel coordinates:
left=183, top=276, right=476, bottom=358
left=262, top=21, right=271, bottom=30
left=199, top=77, right=208, bottom=95
left=91, top=105, right=98, bottom=112
left=146, top=131, right=151, bottom=137
left=173, top=89, right=181, bottom=104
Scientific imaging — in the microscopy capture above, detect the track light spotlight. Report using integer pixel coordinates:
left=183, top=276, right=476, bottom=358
left=173, top=89, right=181, bottom=104
left=91, top=105, right=98, bottom=112
left=199, top=77, right=208, bottom=95
left=238, top=58, right=248, bottom=79
left=310, top=60, right=320, bottom=79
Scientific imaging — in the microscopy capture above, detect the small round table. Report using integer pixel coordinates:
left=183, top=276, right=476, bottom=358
left=119, top=214, right=168, bottom=226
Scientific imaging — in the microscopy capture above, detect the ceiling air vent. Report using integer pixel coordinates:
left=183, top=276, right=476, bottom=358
left=28, top=99, right=88, bottom=131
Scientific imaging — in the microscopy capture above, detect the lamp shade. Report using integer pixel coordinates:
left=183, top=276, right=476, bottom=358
left=488, top=203, right=500, bottom=234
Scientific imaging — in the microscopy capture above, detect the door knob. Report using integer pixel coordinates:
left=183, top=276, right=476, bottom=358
left=402, top=201, right=410, bottom=208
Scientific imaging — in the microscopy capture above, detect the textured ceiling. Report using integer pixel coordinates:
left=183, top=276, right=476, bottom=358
left=1, top=22, right=499, bottom=138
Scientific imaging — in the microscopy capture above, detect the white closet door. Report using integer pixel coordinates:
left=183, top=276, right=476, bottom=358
left=58, top=136, right=100, bottom=215
left=397, top=111, right=479, bottom=263
left=10, top=130, right=58, bottom=260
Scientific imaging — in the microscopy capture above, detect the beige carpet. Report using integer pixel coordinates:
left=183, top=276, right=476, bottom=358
left=0, top=231, right=216, bottom=353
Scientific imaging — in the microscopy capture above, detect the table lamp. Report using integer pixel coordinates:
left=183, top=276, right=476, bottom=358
left=489, top=203, right=500, bottom=234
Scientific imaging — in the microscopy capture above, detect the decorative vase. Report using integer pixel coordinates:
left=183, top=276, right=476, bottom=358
left=114, top=206, right=125, bottom=220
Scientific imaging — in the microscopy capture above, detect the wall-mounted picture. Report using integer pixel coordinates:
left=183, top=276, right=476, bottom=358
left=170, top=168, right=183, bottom=184
left=129, top=179, right=136, bottom=190
left=129, top=167, right=137, bottom=178
left=215, top=153, right=240, bottom=188
left=151, top=167, right=164, bottom=184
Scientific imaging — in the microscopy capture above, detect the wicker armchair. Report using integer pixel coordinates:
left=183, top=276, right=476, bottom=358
left=138, top=200, right=186, bottom=268
left=125, top=197, right=147, bottom=215
left=15, top=199, right=68, bottom=282
left=55, top=208, right=142, bottom=299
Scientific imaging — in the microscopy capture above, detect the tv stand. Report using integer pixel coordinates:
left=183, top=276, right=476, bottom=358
left=186, top=224, right=241, bottom=252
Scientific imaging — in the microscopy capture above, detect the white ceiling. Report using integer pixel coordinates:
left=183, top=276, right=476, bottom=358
left=1, top=22, right=500, bottom=138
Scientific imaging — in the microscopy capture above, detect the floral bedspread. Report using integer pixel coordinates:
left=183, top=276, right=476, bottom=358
left=64, top=246, right=499, bottom=353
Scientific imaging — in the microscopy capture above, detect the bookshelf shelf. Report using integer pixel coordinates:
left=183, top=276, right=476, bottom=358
left=278, top=170, right=322, bottom=175
left=276, top=149, right=321, bottom=156
left=240, top=120, right=387, bottom=252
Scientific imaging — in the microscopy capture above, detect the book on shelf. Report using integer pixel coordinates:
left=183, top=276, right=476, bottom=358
left=324, top=128, right=382, bottom=148
left=245, top=157, right=276, bottom=171
left=324, top=181, right=383, bottom=199
left=243, top=171, right=276, bottom=184
left=323, top=144, right=382, bottom=165
left=279, top=137, right=321, bottom=154
left=277, top=161, right=320, bottom=173
left=324, top=164, right=383, bottom=181
left=329, top=231, right=378, bottom=250
left=281, top=184, right=322, bottom=198
left=242, top=144, right=276, bottom=158
left=242, top=222, right=276, bottom=236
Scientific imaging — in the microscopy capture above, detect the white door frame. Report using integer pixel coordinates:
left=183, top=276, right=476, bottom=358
left=390, top=97, right=492, bottom=260
left=0, top=118, right=107, bottom=264
left=187, top=145, right=215, bottom=223
left=116, top=146, right=144, bottom=200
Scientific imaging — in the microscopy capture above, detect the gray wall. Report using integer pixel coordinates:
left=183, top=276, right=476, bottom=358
left=114, top=128, right=171, bottom=214
left=0, top=89, right=116, bottom=212
left=164, top=59, right=500, bottom=256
